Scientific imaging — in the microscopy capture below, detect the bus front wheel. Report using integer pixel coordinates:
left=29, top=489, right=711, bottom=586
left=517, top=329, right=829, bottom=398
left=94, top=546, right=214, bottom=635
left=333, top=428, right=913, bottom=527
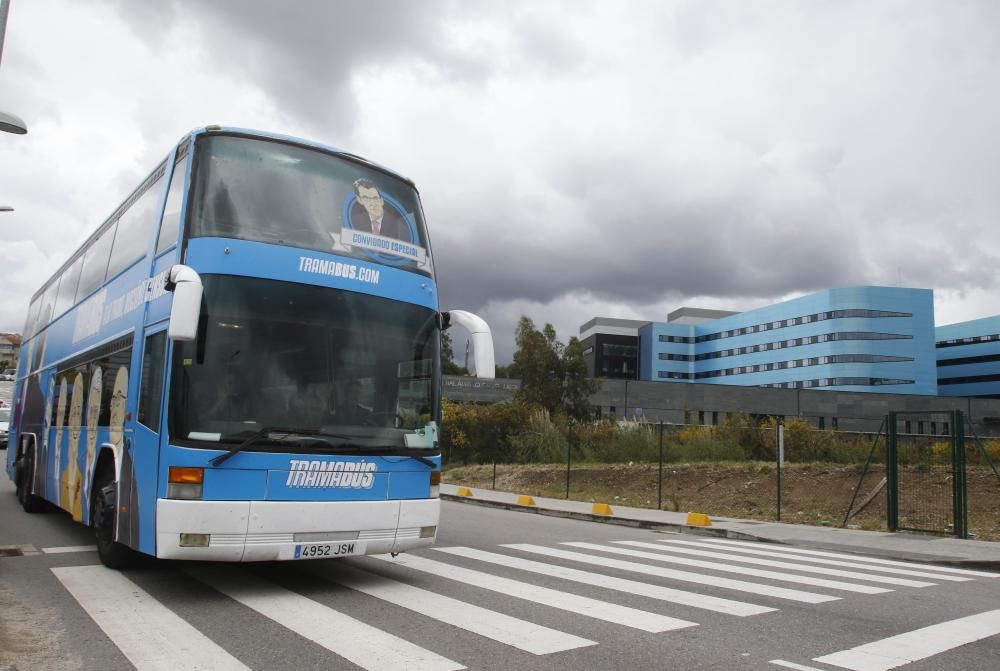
left=15, top=447, right=45, bottom=513
left=91, top=471, right=136, bottom=569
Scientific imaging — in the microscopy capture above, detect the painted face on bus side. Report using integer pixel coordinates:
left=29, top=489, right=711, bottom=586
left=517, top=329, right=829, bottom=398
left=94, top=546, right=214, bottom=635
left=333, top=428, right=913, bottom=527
left=356, top=185, right=385, bottom=221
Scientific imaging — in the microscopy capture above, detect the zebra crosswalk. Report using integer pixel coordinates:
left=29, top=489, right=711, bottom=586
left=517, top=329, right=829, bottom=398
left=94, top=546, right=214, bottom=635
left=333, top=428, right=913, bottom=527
left=48, top=536, right=999, bottom=671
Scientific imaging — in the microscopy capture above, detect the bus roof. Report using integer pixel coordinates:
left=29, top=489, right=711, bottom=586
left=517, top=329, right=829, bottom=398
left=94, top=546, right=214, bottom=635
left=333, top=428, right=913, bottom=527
left=30, top=126, right=417, bottom=302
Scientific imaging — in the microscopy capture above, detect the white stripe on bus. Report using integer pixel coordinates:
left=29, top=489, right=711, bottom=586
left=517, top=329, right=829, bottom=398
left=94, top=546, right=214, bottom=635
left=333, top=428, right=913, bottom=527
left=657, top=539, right=972, bottom=582
left=433, top=546, right=775, bottom=616
left=814, top=608, right=1000, bottom=671
left=186, top=566, right=464, bottom=671
left=52, top=566, right=251, bottom=671
left=504, top=544, right=838, bottom=604
left=375, top=553, right=697, bottom=633
left=320, top=563, right=595, bottom=655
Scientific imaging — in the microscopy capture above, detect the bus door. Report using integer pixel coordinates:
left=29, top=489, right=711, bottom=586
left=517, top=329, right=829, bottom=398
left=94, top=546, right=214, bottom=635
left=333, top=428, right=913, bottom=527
left=123, top=328, right=169, bottom=555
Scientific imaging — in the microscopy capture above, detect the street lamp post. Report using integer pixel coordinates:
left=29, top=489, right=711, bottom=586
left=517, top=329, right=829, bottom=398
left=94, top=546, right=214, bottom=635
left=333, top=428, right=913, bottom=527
left=0, top=0, right=27, bottom=134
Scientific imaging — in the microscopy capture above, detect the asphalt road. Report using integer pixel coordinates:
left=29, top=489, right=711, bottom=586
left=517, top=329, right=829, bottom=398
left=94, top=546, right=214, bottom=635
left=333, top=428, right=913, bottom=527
left=2, top=465, right=999, bottom=671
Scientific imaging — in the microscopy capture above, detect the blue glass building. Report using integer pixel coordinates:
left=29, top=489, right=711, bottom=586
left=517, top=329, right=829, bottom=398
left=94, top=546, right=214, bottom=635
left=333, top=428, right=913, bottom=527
left=638, top=287, right=939, bottom=394
left=935, top=316, right=1000, bottom=398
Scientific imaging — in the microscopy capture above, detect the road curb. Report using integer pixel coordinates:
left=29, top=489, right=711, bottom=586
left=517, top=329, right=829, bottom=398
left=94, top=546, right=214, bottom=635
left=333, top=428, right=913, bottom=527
left=440, top=493, right=762, bottom=540
left=440, top=493, right=1000, bottom=571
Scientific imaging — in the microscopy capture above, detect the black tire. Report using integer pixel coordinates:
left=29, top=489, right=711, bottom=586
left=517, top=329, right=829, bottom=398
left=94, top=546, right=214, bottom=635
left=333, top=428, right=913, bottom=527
left=91, top=473, right=136, bottom=569
left=15, top=447, right=45, bottom=513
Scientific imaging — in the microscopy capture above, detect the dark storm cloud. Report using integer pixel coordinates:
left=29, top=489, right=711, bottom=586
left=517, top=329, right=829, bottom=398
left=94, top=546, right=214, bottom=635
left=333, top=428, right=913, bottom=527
left=106, top=0, right=586, bottom=135
left=107, top=0, right=444, bottom=132
left=434, top=172, right=862, bottom=313
left=91, top=0, right=1000, bottom=338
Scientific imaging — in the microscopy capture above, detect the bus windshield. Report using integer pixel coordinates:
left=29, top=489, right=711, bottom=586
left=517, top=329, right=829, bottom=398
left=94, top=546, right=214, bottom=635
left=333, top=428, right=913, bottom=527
left=189, top=134, right=433, bottom=276
left=170, top=275, right=440, bottom=452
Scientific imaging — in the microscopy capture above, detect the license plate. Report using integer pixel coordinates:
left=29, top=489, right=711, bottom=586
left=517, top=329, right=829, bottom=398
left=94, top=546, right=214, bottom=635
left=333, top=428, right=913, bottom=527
left=292, top=542, right=365, bottom=560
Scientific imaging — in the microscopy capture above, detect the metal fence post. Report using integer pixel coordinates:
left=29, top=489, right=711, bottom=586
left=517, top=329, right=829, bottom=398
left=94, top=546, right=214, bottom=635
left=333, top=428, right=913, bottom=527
left=886, top=412, right=899, bottom=532
left=565, top=423, right=572, bottom=499
left=658, top=421, right=664, bottom=510
left=776, top=421, right=782, bottom=521
left=953, top=410, right=968, bottom=539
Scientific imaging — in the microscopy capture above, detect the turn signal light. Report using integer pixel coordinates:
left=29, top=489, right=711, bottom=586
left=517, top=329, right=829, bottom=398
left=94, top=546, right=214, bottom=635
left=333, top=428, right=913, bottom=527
left=169, top=466, right=204, bottom=484
left=168, top=466, right=204, bottom=499
left=430, top=470, right=441, bottom=498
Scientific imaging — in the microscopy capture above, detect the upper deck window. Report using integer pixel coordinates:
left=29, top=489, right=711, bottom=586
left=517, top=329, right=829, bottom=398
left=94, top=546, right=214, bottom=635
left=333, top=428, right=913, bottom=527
left=188, top=135, right=433, bottom=277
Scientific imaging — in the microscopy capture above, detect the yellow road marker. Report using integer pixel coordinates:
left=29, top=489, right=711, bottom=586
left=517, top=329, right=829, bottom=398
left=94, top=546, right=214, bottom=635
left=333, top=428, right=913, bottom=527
left=686, top=512, right=712, bottom=526
left=592, top=503, right=613, bottom=516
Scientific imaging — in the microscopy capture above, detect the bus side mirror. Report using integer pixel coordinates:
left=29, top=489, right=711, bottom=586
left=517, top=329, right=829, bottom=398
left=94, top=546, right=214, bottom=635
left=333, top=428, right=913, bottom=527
left=167, top=265, right=203, bottom=341
left=443, top=310, right=495, bottom=379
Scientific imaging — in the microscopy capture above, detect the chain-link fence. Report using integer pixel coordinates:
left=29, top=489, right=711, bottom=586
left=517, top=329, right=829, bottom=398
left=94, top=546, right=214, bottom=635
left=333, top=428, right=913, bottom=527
left=440, top=402, right=1000, bottom=540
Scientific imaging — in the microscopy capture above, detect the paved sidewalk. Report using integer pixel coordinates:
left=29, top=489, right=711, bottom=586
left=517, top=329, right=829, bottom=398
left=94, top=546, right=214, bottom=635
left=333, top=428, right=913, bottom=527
left=440, top=483, right=1000, bottom=570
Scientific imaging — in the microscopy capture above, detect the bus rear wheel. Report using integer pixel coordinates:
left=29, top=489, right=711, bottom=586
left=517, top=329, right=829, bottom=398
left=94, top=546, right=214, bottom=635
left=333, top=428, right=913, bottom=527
left=91, top=472, right=136, bottom=569
left=15, top=447, right=45, bottom=513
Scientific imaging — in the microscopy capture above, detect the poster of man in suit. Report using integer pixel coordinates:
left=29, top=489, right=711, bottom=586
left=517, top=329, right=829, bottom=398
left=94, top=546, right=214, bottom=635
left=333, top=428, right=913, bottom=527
left=347, top=178, right=412, bottom=242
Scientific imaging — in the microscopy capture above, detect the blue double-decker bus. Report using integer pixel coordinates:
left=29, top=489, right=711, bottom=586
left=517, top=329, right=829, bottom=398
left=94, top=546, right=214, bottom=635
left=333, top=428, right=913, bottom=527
left=6, top=126, right=494, bottom=567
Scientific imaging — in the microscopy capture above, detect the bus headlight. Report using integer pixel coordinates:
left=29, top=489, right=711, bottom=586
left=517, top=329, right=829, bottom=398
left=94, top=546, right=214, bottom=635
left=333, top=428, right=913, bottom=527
left=430, top=471, right=440, bottom=498
left=168, top=466, right=204, bottom=500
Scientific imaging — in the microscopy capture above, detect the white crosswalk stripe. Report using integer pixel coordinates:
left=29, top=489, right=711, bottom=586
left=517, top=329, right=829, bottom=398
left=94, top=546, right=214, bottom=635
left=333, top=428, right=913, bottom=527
left=813, top=608, right=1000, bottom=671
left=315, top=562, right=597, bottom=655
left=658, top=539, right=973, bottom=582
left=52, top=566, right=251, bottom=671
left=701, top=538, right=999, bottom=578
left=571, top=541, right=898, bottom=593
left=503, top=543, right=840, bottom=604
left=603, top=541, right=931, bottom=589
left=186, top=565, right=464, bottom=671
left=42, top=545, right=97, bottom=554
left=374, top=552, right=698, bottom=633
left=54, top=536, right=987, bottom=670
left=434, top=546, right=776, bottom=616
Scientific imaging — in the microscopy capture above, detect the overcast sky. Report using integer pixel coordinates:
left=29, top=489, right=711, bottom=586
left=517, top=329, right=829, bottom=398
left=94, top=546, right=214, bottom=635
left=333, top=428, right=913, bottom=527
left=1, top=0, right=998, bottom=363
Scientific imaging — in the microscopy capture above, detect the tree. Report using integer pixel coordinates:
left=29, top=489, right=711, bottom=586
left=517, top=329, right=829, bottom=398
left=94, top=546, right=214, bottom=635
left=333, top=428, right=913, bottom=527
left=562, top=336, right=600, bottom=420
left=441, top=329, right=469, bottom=375
left=512, top=317, right=600, bottom=419
left=512, top=317, right=563, bottom=413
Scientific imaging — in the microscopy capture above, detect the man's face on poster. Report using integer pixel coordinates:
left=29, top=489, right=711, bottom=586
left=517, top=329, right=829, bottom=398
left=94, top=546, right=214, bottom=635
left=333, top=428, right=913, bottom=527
left=357, top=185, right=385, bottom=220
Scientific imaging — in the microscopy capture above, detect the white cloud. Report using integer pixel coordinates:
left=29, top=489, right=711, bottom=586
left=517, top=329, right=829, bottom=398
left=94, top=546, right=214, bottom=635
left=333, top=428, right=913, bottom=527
left=1, top=0, right=998, bottom=363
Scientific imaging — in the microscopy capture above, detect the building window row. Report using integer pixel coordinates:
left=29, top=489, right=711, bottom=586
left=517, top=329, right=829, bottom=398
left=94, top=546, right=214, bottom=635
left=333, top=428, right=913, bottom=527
left=658, top=352, right=695, bottom=361
left=939, top=373, right=1000, bottom=386
left=759, top=377, right=915, bottom=389
left=693, top=331, right=913, bottom=361
left=657, top=371, right=693, bottom=380
left=694, top=354, right=913, bottom=380
left=658, top=334, right=695, bottom=344
left=937, top=353, right=1000, bottom=367
left=693, top=308, right=911, bottom=343
left=602, top=343, right=637, bottom=356
left=936, top=333, right=1000, bottom=348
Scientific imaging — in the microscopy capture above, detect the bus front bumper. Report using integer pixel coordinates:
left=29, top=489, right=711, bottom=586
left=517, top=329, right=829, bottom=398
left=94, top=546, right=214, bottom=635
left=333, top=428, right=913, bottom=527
left=155, top=498, right=439, bottom=561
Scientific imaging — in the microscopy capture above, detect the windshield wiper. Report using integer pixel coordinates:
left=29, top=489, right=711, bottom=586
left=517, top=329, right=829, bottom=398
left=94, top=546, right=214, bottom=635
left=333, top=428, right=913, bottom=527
left=297, top=436, right=368, bottom=452
left=405, top=454, right=437, bottom=468
left=209, top=426, right=298, bottom=466
left=371, top=447, right=438, bottom=469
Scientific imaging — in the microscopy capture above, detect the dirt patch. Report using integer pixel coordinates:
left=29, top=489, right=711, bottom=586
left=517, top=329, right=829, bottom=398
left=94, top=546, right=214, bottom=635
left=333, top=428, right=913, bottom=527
left=443, top=463, right=1000, bottom=540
